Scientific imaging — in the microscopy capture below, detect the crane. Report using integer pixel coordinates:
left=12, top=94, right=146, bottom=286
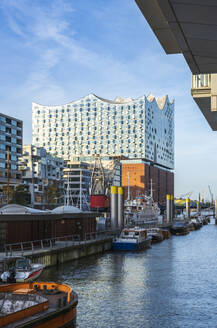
left=179, top=191, right=193, bottom=199
left=208, top=185, right=214, bottom=205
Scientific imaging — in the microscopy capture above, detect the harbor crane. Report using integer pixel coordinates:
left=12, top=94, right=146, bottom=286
left=208, top=185, right=214, bottom=205
left=179, top=191, right=193, bottom=199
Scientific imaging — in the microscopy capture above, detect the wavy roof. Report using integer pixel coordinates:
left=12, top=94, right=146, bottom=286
left=33, top=93, right=174, bottom=110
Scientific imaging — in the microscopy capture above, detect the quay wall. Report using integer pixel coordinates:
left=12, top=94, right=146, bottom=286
left=29, top=238, right=113, bottom=268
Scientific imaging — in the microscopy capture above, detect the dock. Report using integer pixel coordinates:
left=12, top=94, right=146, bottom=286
left=0, top=232, right=114, bottom=272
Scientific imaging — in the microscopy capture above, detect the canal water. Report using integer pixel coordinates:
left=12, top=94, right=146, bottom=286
left=41, top=220, right=217, bottom=328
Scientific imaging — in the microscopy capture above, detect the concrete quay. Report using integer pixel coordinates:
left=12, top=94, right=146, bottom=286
left=0, top=237, right=113, bottom=272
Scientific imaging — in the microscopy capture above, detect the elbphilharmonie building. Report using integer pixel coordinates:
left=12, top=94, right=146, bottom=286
left=32, top=93, right=174, bottom=169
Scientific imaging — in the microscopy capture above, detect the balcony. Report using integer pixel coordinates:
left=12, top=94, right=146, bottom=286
left=191, top=74, right=217, bottom=130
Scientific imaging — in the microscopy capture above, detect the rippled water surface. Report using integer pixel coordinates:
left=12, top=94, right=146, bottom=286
left=42, top=220, right=217, bottom=327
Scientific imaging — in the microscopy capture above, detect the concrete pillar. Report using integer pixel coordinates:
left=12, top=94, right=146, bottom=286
left=118, top=187, right=124, bottom=230
left=196, top=201, right=200, bottom=214
left=166, top=194, right=171, bottom=223
left=111, top=186, right=118, bottom=230
left=186, top=198, right=190, bottom=219
left=215, top=200, right=217, bottom=224
left=170, top=194, right=174, bottom=221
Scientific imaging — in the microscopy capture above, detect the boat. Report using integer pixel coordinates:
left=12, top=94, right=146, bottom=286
left=187, top=221, right=195, bottom=231
left=112, top=227, right=152, bottom=251
left=191, top=218, right=201, bottom=230
left=0, top=281, right=78, bottom=328
left=170, top=221, right=189, bottom=235
left=147, top=228, right=164, bottom=243
left=1, top=256, right=45, bottom=283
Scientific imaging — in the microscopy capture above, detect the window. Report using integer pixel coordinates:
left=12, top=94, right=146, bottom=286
left=0, top=135, right=5, bottom=141
left=0, top=144, right=5, bottom=150
left=11, top=146, right=16, bottom=152
left=0, top=116, right=6, bottom=123
left=0, top=125, right=6, bottom=132
left=11, top=137, right=16, bottom=143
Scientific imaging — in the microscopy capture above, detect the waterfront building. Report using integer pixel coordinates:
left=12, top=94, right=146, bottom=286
left=19, top=145, right=64, bottom=206
left=121, top=160, right=174, bottom=205
left=0, top=113, right=23, bottom=199
left=32, top=93, right=174, bottom=169
left=63, top=160, right=91, bottom=211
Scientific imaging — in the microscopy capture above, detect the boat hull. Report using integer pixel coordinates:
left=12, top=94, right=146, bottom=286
left=112, top=238, right=151, bottom=251
left=170, top=227, right=189, bottom=235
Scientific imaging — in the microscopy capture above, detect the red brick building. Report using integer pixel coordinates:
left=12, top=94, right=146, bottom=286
left=121, top=161, right=174, bottom=205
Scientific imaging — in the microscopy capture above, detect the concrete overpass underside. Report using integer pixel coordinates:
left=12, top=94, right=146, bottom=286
left=136, top=0, right=217, bottom=129
left=135, top=0, right=217, bottom=74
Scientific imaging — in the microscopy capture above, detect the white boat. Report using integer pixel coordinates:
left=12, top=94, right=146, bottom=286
left=112, top=227, right=152, bottom=251
left=125, top=180, right=161, bottom=227
left=1, top=256, right=45, bottom=283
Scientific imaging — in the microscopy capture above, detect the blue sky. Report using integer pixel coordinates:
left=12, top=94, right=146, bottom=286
left=0, top=0, right=216, bottom=200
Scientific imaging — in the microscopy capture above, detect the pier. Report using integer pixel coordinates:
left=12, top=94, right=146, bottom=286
left=0, top=232, right=114, bottom=271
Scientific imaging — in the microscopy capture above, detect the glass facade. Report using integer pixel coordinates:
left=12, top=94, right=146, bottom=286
left=32, top=93, right=174, bottom=169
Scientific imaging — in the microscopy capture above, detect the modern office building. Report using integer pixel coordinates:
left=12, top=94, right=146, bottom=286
left=32, top=93, right=174, bottom=169
left=0, top=113, right=23, bottom=196
left=19, top=145, right=64, bottom=206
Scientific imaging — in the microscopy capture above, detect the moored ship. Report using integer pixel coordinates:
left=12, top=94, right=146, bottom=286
left=1, top=256, right=45, bottom=283
left=112, top=227, right=152, bottom=251
left=0, top=281, right=78, bottom=328
left=170, top=221, right=189, bottom=235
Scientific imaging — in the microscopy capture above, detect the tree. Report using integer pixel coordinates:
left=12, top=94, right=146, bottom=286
left=10, top=184, right=31, bottom=206
left=44, top=183, right=59, bottom=204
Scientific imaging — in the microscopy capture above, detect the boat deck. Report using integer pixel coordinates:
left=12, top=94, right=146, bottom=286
left=0, top=283, right=78, bottom=328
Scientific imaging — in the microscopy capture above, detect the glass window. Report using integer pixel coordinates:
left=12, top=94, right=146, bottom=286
left=11, top=120, right=17, bottom=126
left=0, top=116, right=6, bottom=122
left=0, top=135, right=5, bottom=141
left=0, top=153, right=5, bottom=159
left=0, top=162, right=5, bottom=168
left=11, top=146, right=16, bottom=152
left=11, top=164, right=17, bottom=170
left=0, top=144, right=5, bottom=150
left=0, top=125, right=6, bottom=132
left=11, top=137, right=16, bottom=143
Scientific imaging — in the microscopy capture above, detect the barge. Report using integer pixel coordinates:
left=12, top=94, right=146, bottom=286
left=0, top=281, right=78, bottom=327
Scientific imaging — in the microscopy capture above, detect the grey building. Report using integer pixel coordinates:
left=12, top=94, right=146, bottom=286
left=19, top=145, right=64, bottom=206
left=0, top=113, right=23, bottom=198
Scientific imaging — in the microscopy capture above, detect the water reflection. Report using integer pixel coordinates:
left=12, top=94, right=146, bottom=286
left=42, top=221, right=217, bottom=328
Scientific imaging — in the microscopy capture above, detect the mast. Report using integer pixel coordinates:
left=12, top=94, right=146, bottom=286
left=7, top=150, right=10, bottom=204
left=79, top=167, right=82, bottom=210
left=65, top=171, right=70, bottom=206
left=150, top=179, right=153, bottom=199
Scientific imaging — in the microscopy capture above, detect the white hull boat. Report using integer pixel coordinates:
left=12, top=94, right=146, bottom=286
left=1, top=256, right=45, bottom=283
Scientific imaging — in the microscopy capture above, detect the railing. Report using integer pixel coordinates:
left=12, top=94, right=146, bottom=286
left=3, top=231, right=117, bottom=256
left=192, top=74, right=211, bottom=89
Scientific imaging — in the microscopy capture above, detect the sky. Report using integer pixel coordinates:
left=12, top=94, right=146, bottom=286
left=0, top=0, right=216, bottom=201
